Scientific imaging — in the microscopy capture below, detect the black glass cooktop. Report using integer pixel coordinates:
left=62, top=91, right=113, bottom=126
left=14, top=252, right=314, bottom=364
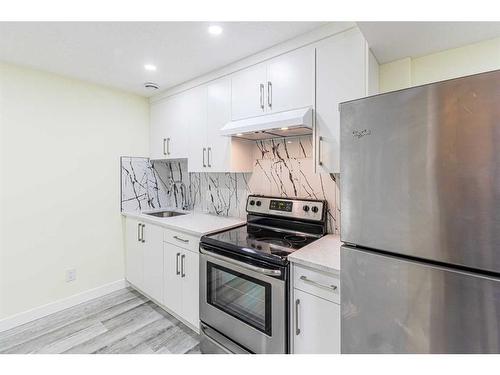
left=201, top=224, right=320, bottom=265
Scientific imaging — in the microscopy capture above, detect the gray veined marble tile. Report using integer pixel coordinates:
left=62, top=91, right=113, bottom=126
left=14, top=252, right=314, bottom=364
left=121, top=134, right=339, bottom=233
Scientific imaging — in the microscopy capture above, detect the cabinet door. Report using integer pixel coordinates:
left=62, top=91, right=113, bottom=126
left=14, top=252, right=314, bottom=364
left=165, top=93, right=190, bottom=159
left=266, top=47, right=314, bottom=114
left=206, top=77, right=231, bottom=171
left=142, top=223, right=164, bottom=303
left=180, top=250, right=200, bottom=328
left=150, top=101, right=168, bottom=160
left=163, top=242, right=183, bottom=316
left=315, top=28, right=366, bottom=173
left=231, top=62, right=267, bottom=120
left=186, top=85, right=208, bottom=172
left=293, top=289, right=340, bottom=354
left=125, top=218, right=144, bottom=289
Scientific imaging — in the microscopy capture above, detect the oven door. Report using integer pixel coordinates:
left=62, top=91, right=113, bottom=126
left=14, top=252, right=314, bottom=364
left=199, top=246, right=286, bottom=354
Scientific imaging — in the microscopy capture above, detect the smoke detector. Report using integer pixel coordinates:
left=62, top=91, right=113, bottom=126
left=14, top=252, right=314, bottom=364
left=144, top=82, right=160, bottom=90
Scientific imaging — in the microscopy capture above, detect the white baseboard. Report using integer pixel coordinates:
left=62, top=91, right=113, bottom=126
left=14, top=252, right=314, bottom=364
left=0, top=279, right=127, bottom=333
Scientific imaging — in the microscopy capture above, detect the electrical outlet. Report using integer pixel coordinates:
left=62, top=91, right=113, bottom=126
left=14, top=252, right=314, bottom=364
left=66, top=268, right=76, bottom=282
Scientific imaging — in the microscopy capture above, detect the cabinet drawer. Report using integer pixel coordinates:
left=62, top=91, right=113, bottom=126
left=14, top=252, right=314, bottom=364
left=293, top=264, right=340, bottom=304
left=163, top=228, right=200, bottom=253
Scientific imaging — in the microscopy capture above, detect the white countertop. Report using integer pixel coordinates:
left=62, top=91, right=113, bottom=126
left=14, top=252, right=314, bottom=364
left=121, top=209, right=246, bottom=237
left=288, top=234, right=341, bottom=275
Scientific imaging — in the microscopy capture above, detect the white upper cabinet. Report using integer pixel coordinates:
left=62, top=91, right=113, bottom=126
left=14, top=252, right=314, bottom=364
left=186, top=85, right=208, bottom=172
left=150, top=93, right=190, bottom=160
left=150, top=27, right=377, bottom=173
left=231, top=47, right=314, bottom=121
left=166, top=93, right=190, bottom=159
left=206, top=77, right=254, bottom=173
left=150, top=78, right=252, bottom=173
left=231, top=62, right=267, bottom=121
left=266, top=46, right=314, bottom=114
left=150, top=101, right=168, bottom=160
left=315, top=28, right=376, bottom=173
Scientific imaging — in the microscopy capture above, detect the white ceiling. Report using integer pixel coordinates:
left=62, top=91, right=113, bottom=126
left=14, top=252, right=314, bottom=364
left=3, top=22, right=500, bottom=97
left=0, top=22, right=325, bottom=97
left=357, top=22, right=500, bottom=64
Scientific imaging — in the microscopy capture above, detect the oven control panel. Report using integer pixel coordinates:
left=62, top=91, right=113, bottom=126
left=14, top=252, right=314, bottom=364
left=247, top=195, right=325, bottom=222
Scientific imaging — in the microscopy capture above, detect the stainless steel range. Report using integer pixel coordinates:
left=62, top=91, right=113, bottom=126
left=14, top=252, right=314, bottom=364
left=199, top=195, right=327, bottom=354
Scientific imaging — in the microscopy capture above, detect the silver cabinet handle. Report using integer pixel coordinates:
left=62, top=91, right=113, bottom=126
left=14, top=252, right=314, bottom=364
left=176, top=252, right=181, bottom=275
left=200, top=248, right=282, bottom=277
left=162, top=138, right=167, bottom=156
left=140, top=224, right=145, bottom=243
left=181, top=254, right=186, bottom=278
left=299, top=275, right=338, bottom=292
left=166, top=138, right=171, bottom=155
left=137, top=223, right=141, bottom=242
left=202, top=148, right=206, bottom=168
left=173, top=235, right=189, bottom=243
left=207, top=147, right=211, bottom=168
left=267, top=81, right=272, bottom=109
left=295, top=299, right=301, bottom=335
left=318, top=136, right=323, bottom=166
left=259, top=83, right=265, bottom=110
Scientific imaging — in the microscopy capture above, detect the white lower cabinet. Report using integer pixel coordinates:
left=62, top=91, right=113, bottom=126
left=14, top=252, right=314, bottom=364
left=180, top=249, right=199, bottom=327
left=125, top=218, right=144, bottom=290
left=163, top=242, right=183, bottom=315
left=291, top=264, right=341, bottom=354
left=142, top=223, right=164, bottom=303
left=124, top=217, right=200, bottom=331
left=125, top=218, right=164, bottom=303
left=163, top=241, right=200, bottom=329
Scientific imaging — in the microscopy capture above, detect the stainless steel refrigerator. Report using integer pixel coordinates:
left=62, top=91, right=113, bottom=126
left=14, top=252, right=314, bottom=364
left=340, top=69, right=500, bottom=353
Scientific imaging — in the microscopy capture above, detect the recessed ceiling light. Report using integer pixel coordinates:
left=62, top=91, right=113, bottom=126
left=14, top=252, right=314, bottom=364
left=281, top=127, right=289, bottom=131
left=236, top=133, right=243, bottom=136
left=144, top=64, right=157, bottom=71
left=208, top=25, right=223, bottom=36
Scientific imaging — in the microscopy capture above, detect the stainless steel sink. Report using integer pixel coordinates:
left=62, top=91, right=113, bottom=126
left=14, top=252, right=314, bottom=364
left=144, top=210, right=187, bottom=218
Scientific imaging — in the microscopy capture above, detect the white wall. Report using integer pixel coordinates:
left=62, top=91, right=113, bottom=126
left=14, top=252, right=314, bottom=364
left=0, top=62, right=149, bottom=320
left=379, top=36, right=500, bottom=92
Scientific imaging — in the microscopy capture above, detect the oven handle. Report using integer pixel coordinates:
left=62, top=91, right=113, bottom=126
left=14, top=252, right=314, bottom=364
left=200, top=248, right=282, bottom=277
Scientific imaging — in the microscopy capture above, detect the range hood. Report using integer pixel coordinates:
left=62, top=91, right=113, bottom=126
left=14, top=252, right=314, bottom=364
left=220, top=107, right=312, bottom=140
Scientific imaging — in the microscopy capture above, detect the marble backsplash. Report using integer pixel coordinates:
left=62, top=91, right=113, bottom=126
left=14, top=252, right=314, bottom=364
left=121, top=136, right=340, bottom=233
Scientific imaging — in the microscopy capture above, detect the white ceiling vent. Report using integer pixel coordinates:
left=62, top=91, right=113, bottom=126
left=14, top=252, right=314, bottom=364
left=144, top=82, right=160, bottom=90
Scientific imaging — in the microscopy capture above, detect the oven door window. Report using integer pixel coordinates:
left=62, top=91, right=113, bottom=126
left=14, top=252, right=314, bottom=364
left=207, top=262, right=272, bottom=336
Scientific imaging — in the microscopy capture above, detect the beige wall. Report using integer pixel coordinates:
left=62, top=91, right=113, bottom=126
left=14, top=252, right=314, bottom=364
left=379, top=36, right=500, bottom=92
left=0, top=62, right=149, bottom=319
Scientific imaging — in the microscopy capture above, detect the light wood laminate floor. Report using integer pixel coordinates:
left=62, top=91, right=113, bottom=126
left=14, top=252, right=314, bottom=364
left=0, top=287, right=201, bottom=354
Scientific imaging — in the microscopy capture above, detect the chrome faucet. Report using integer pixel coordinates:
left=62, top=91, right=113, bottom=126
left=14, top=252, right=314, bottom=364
left=170, top=179, right=190, bottom=210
